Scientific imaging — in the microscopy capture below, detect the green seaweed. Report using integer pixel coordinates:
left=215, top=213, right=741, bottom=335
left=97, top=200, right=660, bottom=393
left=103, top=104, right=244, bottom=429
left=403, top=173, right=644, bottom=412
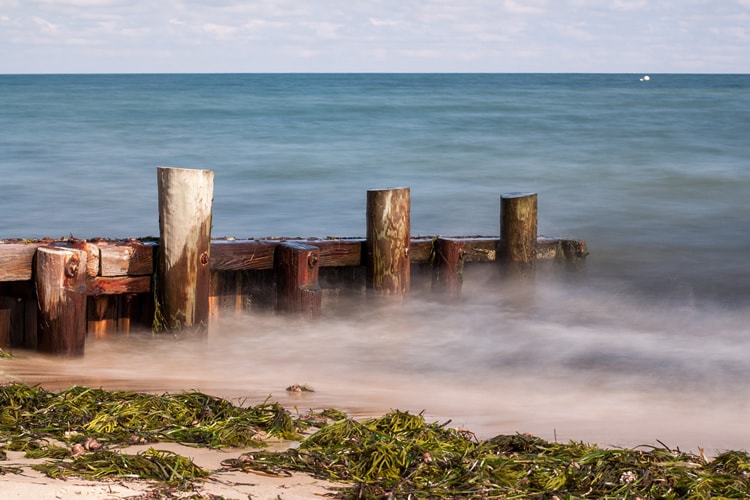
left=3, top=382, right=750, bottom=498
left=33, top=448, right=209, bottom=486
left=223, top=410, right=750, bottom=499
left=0, top=383, right=301, bottom=449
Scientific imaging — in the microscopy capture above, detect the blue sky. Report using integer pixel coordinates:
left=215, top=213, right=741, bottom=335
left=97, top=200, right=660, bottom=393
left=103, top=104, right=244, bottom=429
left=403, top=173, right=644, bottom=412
left=1, top=0, right=748, bottom=73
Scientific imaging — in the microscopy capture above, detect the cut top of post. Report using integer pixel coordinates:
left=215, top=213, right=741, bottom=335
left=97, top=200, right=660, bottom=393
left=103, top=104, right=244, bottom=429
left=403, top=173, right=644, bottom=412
left=501, top=192, right=537, bottom=200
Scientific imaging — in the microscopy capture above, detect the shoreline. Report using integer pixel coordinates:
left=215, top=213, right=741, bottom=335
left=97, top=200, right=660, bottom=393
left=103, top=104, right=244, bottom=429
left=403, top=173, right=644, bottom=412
left=1, top=442, right=339, bottom=499
left=2, top=381, right=749, bottom=499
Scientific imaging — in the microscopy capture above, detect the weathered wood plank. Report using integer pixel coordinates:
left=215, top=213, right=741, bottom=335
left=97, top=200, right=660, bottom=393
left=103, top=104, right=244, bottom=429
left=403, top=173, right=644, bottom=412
left=0, top=243, right=39, bottom=281
left=87, top=276, right=151, bottom=296
left=210, top=240, right=277, bottom=272
left=309, top=239, right=363, bottom=267
left=99, top=240, right=155, bottom=277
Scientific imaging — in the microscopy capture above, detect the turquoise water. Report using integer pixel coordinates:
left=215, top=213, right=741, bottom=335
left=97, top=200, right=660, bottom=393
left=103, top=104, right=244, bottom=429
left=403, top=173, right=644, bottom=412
left=2, top=73, right=748, bottom=304
left=2, top=74, right=750, bottom=450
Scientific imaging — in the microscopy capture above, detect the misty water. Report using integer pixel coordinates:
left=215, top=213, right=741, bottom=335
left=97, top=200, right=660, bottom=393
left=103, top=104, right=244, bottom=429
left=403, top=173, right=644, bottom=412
left=1, top=73, right=749, bottom=453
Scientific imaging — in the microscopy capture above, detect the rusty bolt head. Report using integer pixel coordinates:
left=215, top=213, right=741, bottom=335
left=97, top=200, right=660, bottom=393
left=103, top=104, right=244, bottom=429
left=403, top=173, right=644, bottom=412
left=65, top=256, right=80, bottom=278
left=308, top=254, right=318, bottom=269
left=200, top=251, right=209, bottom=266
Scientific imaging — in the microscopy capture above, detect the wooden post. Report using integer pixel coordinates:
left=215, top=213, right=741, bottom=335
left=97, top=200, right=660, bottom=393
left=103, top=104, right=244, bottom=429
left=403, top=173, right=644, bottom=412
left=499, top=192, right=538, bottom=277
left=275, top=242, right=322, bottom=319
left=35, top=246, right=87, bottom=355
left=366, top=187, right=410, bottom=300
left=432, top=238, right=465, bottom=297
left=157, top=166, right=214, bottom=332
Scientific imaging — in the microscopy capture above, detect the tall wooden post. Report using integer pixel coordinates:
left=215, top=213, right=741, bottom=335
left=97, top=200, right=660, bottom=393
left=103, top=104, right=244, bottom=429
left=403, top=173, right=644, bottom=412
left=432, top=237, right=465, bottom=297
left=157, top=166, right=214, bottom=332
left=366, top=187, right=410, bottom=301
left=499, top=192, right=538, bottom=277
left=36, top=246, right=87, bottom=355
left=276, top=242, right=322, bottom=319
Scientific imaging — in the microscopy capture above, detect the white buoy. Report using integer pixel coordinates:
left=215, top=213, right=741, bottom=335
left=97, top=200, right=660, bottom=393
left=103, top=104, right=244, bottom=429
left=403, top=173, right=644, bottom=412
left=640, top=75, right=650, bottom=82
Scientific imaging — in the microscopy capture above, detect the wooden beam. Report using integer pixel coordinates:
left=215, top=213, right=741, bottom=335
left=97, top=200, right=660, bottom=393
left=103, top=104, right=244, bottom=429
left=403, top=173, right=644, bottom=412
left=0, top=243, right=39, bottom=281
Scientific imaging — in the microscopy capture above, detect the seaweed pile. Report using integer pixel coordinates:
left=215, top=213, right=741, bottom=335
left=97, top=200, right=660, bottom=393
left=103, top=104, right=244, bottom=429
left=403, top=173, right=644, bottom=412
left=2, top=383, right=750, bottom=498
left=224, top=410, right=750, bottom=499
left=0, top=382, right=298, bottom=487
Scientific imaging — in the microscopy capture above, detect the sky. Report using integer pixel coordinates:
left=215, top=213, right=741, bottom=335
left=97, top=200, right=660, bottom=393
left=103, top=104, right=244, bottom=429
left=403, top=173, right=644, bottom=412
left=1, top=0, right=748, bottom=74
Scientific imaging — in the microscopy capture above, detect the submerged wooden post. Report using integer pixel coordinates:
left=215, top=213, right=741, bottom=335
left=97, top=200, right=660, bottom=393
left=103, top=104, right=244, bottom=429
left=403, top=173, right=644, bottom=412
left=432, top=237, right=465, bottom=297
left=157, top=166, right=214, bottom=332
left=499, top=192, right=538, bottom=277
left=366, top=187, right=410, bottom=301
left=276, top=242, right=322, bottom=319
left=35, top=246, right=87, bottom=355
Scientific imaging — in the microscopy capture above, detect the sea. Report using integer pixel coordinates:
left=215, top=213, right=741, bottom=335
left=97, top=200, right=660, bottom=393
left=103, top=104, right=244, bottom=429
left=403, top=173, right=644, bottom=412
left=1, top=73, right=749, bottom=453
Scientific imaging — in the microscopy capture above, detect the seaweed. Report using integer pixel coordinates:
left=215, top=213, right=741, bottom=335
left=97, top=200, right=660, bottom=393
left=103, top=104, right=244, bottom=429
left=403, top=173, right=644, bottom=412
left=223, top=410, right=750, bottom=499
left=0, top=383, right=301, bottom=449
left=3, top=382, right=750, bottom=498
left=33, top=448, right=209, bottom=486
left=0, top=382, right=303, bottom=487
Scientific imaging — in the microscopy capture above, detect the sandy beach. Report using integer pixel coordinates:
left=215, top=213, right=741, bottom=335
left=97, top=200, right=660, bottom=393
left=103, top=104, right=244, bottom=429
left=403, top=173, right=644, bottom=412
left=1, top=441, right=340, bottom=499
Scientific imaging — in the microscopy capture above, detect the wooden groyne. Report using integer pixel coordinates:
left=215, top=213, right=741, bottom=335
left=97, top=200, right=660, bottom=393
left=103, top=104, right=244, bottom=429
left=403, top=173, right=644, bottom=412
left=0, top=167, right=587, bottom=355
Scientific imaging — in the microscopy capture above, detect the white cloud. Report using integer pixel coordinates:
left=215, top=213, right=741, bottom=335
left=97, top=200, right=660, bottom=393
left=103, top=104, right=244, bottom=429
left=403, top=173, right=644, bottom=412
left=202, top=22, right=238, bottom=40
left=1, top=0, right=748, bottom=73
left=369, top=17, right=402, bottom=27
left=32, top=16, right=61, bottom=33
left=305, top=21, right=342, bottom=39
left=400, top=48, right=442, bottom=58
left=557, top=23, right=595, bottom=41
left=611, top=0, right=648, bottom=11
left=503, top=0, right=547, bottom=15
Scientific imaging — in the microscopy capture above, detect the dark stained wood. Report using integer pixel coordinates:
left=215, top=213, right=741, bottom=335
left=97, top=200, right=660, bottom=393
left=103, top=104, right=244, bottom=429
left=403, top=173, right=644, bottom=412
left=432, top=237, right=465, bottom=297
left=310, top=239, right=363, bottom=267
left=209, top=271, right=244, bottom=319
left=366, top=188, right=411, bottom=300
left=210, top=240, right=278, bottom=271
left=409, top=238, right=434, bottom=263
left=500, top=193, right=538, bottom=277
left=275, top=241, right=321, bottom=319
left=87, top=296, right=117, bottom=338
left=561, top=239, right=589, bottom=271
left=0, top=296, right=11, bottom=347
left=35, top=246, right=87, bottom=356
left=157, top=167, right=214, bottom=332
left=87, top=276, right=151, bottom=296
